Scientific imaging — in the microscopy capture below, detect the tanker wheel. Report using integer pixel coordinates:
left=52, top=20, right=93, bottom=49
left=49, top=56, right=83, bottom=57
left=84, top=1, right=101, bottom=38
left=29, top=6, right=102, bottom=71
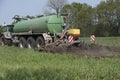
left=19, top=37, right=27, bottom=48
left=36, top=37, right=45, bottom=48
left=27, top=37, right=36, bottom=49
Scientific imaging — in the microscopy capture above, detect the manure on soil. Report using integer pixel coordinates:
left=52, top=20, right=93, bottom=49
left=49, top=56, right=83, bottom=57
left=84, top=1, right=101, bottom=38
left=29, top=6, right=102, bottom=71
left=38, top=44, right=120, bottom=58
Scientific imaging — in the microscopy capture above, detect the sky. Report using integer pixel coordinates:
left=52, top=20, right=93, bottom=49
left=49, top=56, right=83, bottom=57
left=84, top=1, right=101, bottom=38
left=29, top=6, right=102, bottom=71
left=0, top=0, right=103, bottom=25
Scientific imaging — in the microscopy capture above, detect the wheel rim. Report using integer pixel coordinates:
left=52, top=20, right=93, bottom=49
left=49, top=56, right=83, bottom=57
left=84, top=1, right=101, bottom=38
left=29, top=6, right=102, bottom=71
left=36, top=38, right=43, bottom=48
left=27, top=37, right=36, bottom=49
left=19, top=43, right=23, bottom=48
left=19, top=37, right=27, bottom=48
left=37, top=39, right=42, bottom=48
left=37, top=44, right=40, bottom=48
left=28, top=43, right=32, bottom=49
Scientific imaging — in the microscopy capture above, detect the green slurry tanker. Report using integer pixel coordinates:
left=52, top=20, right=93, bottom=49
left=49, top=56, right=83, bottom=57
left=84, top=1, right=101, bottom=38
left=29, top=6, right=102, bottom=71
left=14, top=15, right=63, bottom=34
left=0, top=14, right=81, bottom=49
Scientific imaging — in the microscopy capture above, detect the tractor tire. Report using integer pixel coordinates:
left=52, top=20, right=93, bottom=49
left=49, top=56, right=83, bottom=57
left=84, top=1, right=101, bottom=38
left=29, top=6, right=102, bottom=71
left=1, top=36, right=5, bottom=46
left=6, top=39, right=12, bottom=46
left=19, top=37, right=27, bottom=48
left=1, top=36, right=12, bottom=46
left=27, top=37, right=36, bottom=49
left=36, top=37, right=45, bottom=48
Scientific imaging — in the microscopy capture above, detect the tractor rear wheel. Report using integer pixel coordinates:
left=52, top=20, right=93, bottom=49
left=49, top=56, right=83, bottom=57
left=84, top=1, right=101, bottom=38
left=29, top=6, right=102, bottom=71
left=6, top=39, right=12, bottom=46
left=1, top=36, right=5, bottom=46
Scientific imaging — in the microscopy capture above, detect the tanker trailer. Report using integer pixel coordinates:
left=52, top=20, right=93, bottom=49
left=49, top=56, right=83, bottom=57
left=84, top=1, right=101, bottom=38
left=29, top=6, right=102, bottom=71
left=1, top=15, right=65, bottom=49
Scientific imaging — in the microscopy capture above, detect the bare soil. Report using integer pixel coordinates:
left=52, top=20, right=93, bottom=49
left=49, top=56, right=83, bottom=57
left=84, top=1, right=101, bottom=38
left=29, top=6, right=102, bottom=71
left=39, top=44, right=120, bottom=58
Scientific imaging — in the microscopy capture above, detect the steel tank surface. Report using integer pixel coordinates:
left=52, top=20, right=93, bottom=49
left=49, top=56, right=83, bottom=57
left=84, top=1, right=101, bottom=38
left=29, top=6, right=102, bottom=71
left=13, top=15, right=64, bottom=34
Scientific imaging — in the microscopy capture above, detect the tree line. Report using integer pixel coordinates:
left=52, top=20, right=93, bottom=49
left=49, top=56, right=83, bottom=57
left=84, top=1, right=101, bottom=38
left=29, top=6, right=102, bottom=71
left=0, top=0, right=120, bottom=37
left=61, top=0, right=120, bottom=37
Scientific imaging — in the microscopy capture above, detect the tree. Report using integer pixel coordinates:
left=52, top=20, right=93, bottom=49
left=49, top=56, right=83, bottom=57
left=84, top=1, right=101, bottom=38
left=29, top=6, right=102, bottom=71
left=95, top=0, right=120, bottom=36
left=0, top=25, right=3, bottom=35
left=61, top=2, right=94, bottom=36
left=43, top=7, right=52, bottom=14
left=47, top=0, right=68, bottom=15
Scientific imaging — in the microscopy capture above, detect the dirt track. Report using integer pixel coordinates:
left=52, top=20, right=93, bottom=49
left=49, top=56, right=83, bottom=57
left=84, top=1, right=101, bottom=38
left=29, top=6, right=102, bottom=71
left=39, top=44, right=120, bottom=58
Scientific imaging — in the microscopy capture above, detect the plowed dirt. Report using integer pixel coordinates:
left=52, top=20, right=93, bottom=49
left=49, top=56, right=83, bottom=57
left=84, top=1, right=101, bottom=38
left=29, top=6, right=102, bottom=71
left=39, top=44, right=120, bottom=58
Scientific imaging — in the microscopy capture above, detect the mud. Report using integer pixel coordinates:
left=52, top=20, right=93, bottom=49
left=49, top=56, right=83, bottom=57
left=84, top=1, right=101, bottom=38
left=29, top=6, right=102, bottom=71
left=38, top=44, right=120, bottom=58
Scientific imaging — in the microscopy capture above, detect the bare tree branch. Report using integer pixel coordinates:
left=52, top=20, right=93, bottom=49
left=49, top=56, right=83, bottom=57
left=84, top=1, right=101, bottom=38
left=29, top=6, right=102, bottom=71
left=47, top=0, right=68, bottom=14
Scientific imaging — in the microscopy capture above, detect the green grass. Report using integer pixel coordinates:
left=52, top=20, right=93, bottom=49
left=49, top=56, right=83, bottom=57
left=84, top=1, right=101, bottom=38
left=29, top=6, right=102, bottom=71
left=0, top=44, right=120, bottom=80
left=81, top=37, right=120, bottom=47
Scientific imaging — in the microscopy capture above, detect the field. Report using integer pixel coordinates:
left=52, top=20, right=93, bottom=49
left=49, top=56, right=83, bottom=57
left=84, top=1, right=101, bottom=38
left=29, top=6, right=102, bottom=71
left=81, top=37, right=120, bottom=47
left=0, top=37, right=120, bottom=80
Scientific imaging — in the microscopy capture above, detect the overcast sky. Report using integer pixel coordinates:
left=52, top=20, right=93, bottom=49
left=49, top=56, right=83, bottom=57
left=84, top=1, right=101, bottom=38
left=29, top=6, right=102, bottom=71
left=0, top=0, right=102, bottom=25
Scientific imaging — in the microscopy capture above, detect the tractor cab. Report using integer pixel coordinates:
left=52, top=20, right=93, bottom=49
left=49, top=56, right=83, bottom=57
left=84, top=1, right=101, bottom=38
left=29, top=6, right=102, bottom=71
left=2, top=25, right=14, bottom=33
left=2, top=25, right=14, bottom=39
